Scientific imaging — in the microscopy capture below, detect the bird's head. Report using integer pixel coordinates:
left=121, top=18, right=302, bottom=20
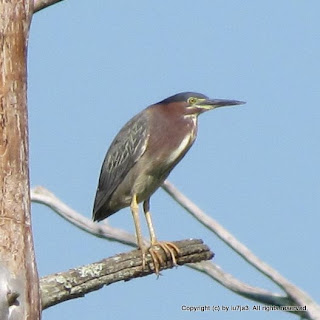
left=159, top=92, right=245, bottom=117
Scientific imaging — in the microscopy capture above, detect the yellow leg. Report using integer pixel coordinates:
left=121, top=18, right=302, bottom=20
left=143, top=199, right=180, bottom=275
left=143, top=199, right=157, bottom=244
left=130, top=194, right=147, bottom=270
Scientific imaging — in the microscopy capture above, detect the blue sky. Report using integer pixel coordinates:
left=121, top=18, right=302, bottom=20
left=28, top=1, right=319, bottom=319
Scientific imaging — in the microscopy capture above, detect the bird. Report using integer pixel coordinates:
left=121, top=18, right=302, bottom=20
left=93, top=92, right=244, bottom=274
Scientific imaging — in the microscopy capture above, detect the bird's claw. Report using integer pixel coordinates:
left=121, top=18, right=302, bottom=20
left=148, top=241, right=180, bottom=275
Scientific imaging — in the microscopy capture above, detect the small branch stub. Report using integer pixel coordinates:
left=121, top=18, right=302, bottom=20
left=7, top=290, right=20, bottom=307
left=40, top=239, right=214, bottom=309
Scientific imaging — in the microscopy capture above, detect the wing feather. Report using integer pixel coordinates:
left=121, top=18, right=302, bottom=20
left=93, top=111, right=149, bottom=220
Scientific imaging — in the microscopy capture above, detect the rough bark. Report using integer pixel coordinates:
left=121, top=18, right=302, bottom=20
left=40, top=239, right=214, bottom=309
left=0, top=1, right=40, bottom=319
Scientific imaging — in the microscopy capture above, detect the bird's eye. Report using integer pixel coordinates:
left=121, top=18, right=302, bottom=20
left=188, top=97, right=197, bottom=105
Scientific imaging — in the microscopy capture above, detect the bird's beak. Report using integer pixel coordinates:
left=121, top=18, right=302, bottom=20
left=198, top=98, right=245, bottom=111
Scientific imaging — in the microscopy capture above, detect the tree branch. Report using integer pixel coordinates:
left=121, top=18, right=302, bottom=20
left=162, top=180, right=320, bottom=319
left=40, top=239, right=213, bottom=309
left=34, top=0, right=63, bottom=13
left=31, top=186, right=138, bottom=246
left=188, top=262, right=307, bottom=318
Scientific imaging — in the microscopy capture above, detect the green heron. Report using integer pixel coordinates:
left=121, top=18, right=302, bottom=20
left=93, top=92, right=244, bottom=274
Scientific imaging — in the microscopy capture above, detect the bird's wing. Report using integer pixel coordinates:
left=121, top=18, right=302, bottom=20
left=93, top=111, right=149, bottom=220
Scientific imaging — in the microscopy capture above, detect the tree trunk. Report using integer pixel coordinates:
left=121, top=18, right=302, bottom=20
left=0, top=1, right=40, bottom=319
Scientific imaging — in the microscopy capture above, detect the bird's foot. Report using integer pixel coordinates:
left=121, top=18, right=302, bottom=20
left=148, top=241, right=180, bottom=275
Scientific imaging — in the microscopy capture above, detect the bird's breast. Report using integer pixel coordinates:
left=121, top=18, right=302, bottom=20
left=163, top=129, right=195, bottom=165
left=145, top=114, right=198, bottom=174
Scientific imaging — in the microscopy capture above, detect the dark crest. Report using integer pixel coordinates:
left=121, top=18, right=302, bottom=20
left=157, top=92, right=208, bottom=104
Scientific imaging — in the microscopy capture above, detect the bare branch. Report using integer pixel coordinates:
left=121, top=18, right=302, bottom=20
left=162, top=180, right=320, bottom=319
left=34, top=0, right=63, bottom=13
left=40, top=239, right=213, bottom=309
left=189, top=262, right=308, bottom=319
left=31, top=186, right=137, bottom=246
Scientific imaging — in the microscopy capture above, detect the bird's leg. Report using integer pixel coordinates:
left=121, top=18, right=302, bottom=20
left=143, top=199, right=180, bottom=275
left=143, top=198, right=157, bottom=244
left=130, top=194, right=147, bottom=270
